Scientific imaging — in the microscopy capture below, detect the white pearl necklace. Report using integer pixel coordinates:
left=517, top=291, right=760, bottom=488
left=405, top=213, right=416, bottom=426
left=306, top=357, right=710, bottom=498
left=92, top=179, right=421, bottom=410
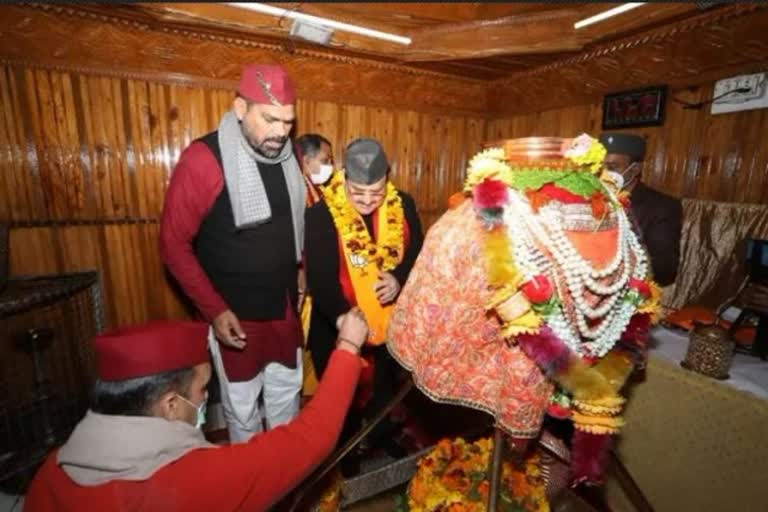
left=502, top=187, right=648, bottom=357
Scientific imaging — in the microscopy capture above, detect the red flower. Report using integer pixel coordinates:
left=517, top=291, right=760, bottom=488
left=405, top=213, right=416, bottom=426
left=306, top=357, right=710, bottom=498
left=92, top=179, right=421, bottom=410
left=547, top=403, right=572, bottom=419
left=525, top=189, right=552, bottom=213
left=591, top=191, right=608, bottom=220
left=618, top=194, right=631, bottom=209
left=473, top=179, right=509, bottom=210
left=629, top=278, right=651, bottom=299
left=521, top=275, right=554, bottom=304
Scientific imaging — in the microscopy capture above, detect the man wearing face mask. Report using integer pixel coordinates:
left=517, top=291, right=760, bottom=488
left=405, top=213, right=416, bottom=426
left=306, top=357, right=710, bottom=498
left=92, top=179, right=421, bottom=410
left=599, top=132, right=683, bottom=286
left=160, top=64, right=307, bottom=443
left=296, top=133, right=334, bottom=205
left=304, top=138, right=424, bottom=473
left=24, top=313, right=370, bottom=511
left=295, top=133, right=334, bottom=397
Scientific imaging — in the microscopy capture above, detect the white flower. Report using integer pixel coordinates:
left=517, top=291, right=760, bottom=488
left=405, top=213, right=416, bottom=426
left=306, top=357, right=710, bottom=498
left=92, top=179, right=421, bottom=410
left=562, top=133, right=594, bottom=159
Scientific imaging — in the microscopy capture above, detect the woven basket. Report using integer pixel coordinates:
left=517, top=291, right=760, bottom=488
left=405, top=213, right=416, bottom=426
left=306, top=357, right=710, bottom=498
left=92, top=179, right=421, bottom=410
left=681, top=321, right=734, bottom=380
left=0, top=223, right=8, bottom=292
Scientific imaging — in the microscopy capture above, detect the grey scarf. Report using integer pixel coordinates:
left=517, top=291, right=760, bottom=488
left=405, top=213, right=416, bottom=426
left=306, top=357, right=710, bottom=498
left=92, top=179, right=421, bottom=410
left=218, top=111, right=306, bottom=260
left=57, top=410, right=216, bottom=485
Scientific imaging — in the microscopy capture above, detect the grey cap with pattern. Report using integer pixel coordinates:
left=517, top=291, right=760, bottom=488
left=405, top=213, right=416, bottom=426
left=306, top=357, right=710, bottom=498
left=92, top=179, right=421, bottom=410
left=344, top=138, right=389, bottom=185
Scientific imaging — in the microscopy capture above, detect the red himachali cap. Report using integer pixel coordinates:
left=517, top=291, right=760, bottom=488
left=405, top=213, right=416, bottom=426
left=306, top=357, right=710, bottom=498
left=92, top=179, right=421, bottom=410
left=238, top=64, right=297, bottom=106
left=95, top=320, right=209, bottom=381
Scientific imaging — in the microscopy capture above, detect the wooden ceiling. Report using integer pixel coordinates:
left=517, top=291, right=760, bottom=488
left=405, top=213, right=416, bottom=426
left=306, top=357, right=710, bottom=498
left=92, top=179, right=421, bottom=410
left=131, top=2, right=711, bottom=79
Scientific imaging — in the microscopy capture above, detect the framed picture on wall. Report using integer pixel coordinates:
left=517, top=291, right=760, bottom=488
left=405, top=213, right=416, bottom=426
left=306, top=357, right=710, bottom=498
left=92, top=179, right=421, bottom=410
left=602, top=86, right=667, bottom=129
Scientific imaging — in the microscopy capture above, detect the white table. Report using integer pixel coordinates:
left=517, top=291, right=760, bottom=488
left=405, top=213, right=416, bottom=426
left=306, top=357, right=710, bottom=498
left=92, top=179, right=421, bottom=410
left=649, top=326, right=768, bottom=400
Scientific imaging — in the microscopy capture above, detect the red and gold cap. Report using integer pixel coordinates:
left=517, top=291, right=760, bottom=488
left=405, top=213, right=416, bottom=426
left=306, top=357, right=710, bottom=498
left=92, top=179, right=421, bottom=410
left=238, top=64, right=296, bottom=106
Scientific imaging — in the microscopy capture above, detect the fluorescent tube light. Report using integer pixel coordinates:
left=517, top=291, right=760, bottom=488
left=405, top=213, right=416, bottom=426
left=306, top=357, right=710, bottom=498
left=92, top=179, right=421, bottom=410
left=574, top=3, right=646, bottom=30
left=226, top=3, right=412, bottom=45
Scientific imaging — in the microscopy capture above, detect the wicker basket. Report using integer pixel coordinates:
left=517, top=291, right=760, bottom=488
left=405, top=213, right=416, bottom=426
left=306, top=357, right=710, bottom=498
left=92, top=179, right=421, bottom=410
left=681, top=321, right=734, bottom=380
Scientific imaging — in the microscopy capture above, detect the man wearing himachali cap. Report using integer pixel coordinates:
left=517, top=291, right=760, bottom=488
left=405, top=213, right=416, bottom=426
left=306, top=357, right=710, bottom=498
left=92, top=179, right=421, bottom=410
left=304, top=138, right=424, bottom=473
left=160, top=65, right=308, bottom=442
left=24, top=314, right=368, bottom=511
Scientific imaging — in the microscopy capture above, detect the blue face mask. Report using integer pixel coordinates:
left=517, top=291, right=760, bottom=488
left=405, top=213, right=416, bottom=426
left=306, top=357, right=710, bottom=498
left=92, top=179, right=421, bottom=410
left=177, top=394, right=208, bottom=430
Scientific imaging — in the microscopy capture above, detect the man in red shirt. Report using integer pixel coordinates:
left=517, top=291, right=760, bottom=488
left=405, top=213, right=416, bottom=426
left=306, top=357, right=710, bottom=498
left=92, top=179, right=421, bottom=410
left=160, top=64, right=307, bottom=442
left=24, top=312, right=367, bottom=511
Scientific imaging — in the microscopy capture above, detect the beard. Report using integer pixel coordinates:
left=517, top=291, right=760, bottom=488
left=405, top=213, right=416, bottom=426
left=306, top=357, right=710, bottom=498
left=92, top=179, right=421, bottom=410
left=240, top=124, right=287, bottom=159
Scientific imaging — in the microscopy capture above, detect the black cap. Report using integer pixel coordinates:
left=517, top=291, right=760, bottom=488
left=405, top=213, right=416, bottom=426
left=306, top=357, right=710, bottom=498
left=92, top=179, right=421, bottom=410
left=599, top=133, right=646, bottom=161
left=344, top=138, right=389, bottom=185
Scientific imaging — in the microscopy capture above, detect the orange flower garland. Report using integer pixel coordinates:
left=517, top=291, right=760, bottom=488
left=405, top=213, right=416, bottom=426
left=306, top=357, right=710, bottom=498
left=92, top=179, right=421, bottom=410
left=406, top=438, right=549, bottom=512
left=323, top=171, right=404, bottom=272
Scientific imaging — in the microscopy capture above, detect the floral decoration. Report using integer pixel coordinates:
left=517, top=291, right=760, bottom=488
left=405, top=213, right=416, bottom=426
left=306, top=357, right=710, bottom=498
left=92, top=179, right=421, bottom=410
left=521, top=275, right=554, bottom=305
left=560, top=134, right=608, bottom=173
left=462, top=135, right=661, bottom=485
left=323, top=170, right=404, bottom=272
left=405, top=437, right=549, bottom=512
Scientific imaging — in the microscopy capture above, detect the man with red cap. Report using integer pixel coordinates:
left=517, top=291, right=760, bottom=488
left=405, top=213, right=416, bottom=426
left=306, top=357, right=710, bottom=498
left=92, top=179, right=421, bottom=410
left=24, top=311, right=368, bottom=511
left=160, top=64, right=308, bottom=442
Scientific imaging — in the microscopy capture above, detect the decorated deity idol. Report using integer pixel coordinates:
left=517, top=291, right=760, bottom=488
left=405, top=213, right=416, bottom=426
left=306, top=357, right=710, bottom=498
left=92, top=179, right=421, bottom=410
left=387, top=135, right=660, bottom=486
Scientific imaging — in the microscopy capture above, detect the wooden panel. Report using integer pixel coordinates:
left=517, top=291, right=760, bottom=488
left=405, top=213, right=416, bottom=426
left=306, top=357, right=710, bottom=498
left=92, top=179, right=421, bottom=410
left=7, top=223, right=191, bottom=328
left=0, top=4, right=487, bottom=115
left=403, top=9, right=582, bottom=62
left=490, top=4, right=768, bottom=114
left=2, top=61, right=484, bottom=328
left=487, top=82, right=768, bottom=205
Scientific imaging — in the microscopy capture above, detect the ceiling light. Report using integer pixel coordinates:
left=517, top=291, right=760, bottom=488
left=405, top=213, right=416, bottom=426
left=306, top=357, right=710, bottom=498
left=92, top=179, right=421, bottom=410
left=290, top=20, right=334, bottom=45
left=226, top=3, right=412, bottom=45
left=574, top=3, right=646, bottom=30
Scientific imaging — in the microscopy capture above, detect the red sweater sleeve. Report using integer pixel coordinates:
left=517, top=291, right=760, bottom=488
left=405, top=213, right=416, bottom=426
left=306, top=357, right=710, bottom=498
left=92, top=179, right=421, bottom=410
left=238, top=349, right=361, bottom=509
left=159, top=142, right=229, bottom=321
left=22, top=350, right=362, bottom=512
left=168, top=349, right=362, bottom=511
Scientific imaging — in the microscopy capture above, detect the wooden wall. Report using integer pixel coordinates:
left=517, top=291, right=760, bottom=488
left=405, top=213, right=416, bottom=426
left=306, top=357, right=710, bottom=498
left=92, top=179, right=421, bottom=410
left=3, top=3, right=768, bottom=330
left=487, top=81, right=768, bottom=205
left=0, top=3, right=486, bottom=328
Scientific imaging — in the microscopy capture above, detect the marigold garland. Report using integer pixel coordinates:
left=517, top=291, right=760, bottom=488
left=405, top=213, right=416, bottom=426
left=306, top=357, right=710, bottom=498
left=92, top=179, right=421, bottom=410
left=322, top=171, right=405, bottom=272
left=406, top=437, right=549, bottom=512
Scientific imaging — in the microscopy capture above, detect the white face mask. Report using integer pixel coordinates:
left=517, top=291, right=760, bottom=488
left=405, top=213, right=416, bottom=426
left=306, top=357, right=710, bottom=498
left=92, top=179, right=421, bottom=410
left=177, top=394, right=207, bottom=430
left=618, top=162, right=640, bottom=190
left=311, top=164, right=334, bottom=185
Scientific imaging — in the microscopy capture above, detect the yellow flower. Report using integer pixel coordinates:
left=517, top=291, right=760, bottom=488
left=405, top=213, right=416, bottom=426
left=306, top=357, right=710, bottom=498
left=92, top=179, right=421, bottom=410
left=638, top=280, right=663, bottom=323
left=501, top=310, right=543, bottom=338
left=464, top=148, right=514, bottom=191
left=562, top=134, right=607, bottom=174
left=322, top=171, right=405, bottom=272
left=408, top=437, right=549, bottom=511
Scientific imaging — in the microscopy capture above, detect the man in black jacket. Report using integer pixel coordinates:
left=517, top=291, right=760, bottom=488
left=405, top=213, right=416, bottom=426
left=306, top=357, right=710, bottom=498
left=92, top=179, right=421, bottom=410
left=600, top=133, right=683, bottom=286
left=304, top=138, right=423, bottom=472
